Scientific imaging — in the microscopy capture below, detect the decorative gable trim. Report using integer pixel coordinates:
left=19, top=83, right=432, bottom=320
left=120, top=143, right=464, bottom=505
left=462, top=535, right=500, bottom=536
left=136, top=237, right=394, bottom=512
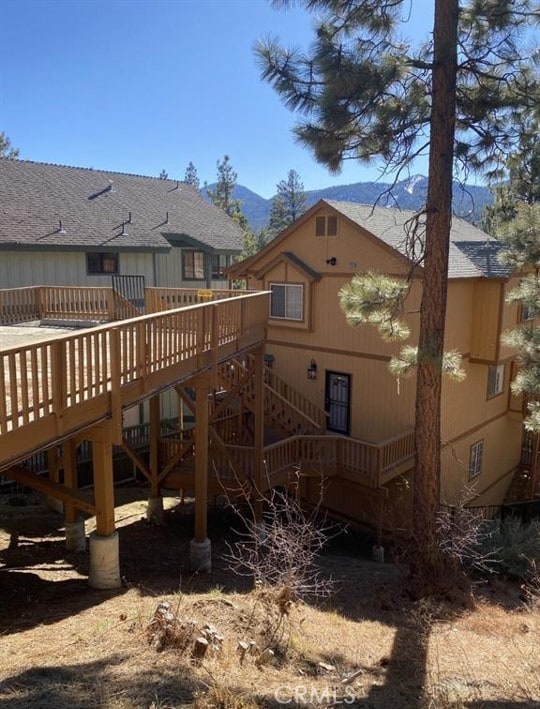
left=254, top=251, right=321, bottom=282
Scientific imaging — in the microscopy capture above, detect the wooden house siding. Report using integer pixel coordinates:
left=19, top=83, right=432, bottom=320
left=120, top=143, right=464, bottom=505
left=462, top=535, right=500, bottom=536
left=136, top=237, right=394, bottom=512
left=233, top=202, right=525, bottom=510
left=0, top=250, right=155, bottom=288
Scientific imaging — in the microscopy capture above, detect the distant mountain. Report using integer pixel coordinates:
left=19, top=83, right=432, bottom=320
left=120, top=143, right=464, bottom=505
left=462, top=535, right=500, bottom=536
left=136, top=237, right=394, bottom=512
left=202, top=176, right=492, bottom=231
left=201, top=184, right=271, bottom=230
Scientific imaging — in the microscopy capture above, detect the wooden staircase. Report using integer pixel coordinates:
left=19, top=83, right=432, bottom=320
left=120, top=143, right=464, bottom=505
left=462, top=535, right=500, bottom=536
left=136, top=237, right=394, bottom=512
left=216, top=356, right=327, bottom=437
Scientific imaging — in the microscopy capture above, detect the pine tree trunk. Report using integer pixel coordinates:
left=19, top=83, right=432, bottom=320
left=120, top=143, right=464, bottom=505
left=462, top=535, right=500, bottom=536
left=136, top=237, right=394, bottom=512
left=412, top=0, right=459, bottom=589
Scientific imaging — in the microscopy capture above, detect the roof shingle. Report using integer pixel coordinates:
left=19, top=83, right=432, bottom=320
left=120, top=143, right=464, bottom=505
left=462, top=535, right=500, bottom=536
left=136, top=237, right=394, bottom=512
left=324, top=200, right=509, bottom=278
left=0, top=159, right=244, bottom=252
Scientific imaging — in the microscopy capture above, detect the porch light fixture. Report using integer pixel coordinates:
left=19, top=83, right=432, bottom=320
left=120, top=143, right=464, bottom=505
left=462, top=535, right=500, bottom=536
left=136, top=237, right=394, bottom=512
left=307, top=359, right=318, bottom=380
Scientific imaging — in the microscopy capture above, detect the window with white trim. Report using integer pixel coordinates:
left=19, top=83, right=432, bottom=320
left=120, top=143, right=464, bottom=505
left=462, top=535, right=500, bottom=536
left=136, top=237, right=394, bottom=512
left=469, top=440, right=484, bottom=479
left=183, top=250, right=205, bottom=280
left=487, top=363, right=505, bottom=398
left=270, top=283, right=303, bottom=321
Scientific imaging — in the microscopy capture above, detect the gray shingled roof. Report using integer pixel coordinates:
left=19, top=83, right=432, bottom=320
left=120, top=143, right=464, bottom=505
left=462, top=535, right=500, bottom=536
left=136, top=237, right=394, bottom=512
left=0, top=159, right=244, bottom=253
left=325, top=200, right=511, bottom=278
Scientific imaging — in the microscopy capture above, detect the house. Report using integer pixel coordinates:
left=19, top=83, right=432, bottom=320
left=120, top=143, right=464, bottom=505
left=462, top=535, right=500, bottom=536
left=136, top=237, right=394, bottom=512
left=0, top=158, right=247, bottom=430
left=0, top=158, right=243, bottom=290
left=228, top=199, right=529, bottom=521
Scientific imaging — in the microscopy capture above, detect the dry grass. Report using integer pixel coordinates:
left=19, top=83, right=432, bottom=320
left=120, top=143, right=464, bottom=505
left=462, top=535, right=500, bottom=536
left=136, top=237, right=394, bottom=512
left=1, top=490, right=540, bottom=708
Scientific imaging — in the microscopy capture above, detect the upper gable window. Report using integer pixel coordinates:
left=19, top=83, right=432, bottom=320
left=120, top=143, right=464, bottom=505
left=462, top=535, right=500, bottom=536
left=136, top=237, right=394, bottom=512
left=269, top=283, right=303, bottom=321
left=183, top=251, right=205, bottom=280
left=87, top=252, right=119, bottom=274
left=315, top=215, right=338, bottom=237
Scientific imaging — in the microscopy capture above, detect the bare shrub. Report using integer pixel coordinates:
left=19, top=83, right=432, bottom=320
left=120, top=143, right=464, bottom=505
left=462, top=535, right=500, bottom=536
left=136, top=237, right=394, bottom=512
left=222, top=471, right=340, bottom=604
left=436, top=503, right=500, bottom=578
left=219, top=468, right=341, bottom=656
left=477, top=516, right=540, bottom=580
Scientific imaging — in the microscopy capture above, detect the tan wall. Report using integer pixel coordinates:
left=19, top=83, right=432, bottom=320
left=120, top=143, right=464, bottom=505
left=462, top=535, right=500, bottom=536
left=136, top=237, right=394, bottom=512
left=441, top=414, right=521, bottom=506
left=0, top=250, right=155, bottom=288
left=244, top=209, right=525, bottom=508
left=250, top=206, right=409, bottom=281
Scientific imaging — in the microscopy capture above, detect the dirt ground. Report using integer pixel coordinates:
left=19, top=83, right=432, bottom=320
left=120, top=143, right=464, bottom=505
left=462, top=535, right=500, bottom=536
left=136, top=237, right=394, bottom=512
left=0, top=488, right=539, bottom=708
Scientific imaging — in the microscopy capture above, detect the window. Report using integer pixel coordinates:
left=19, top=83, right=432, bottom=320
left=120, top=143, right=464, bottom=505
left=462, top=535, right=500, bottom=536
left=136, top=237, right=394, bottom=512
left=487, top=363, right=505, bottom=398
left=183, top=250, right=205, bottom=280
left=87, top=252, right=119, bottom=274
left=270, top=283, right=303, bottom=321
left=212, top=254, right=229, bottom=280
left=520, top=302, right=534, bottom=322
left=469, top=440, right=484, bottom=479
left=315, top=215, right=338, bottom=236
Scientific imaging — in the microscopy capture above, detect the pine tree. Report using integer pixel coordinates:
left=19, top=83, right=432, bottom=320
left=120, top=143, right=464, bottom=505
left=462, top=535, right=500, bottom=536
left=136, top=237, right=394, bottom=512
left=487, top=130, right=540, bottom=434
left=0, top=132, right=19, bottom=159
left=184, top=161, right=200, bottom=189
left=269, top=169, right=307, bottom=235
left=484, top=117, right=540, bottom=234
left=206, top=155, right=254, bottom=257
left=207, top=155, right=249, bottom=229
left=256, top=0, right=539, bottom=589
left=159, top=169, right=169, bottom=180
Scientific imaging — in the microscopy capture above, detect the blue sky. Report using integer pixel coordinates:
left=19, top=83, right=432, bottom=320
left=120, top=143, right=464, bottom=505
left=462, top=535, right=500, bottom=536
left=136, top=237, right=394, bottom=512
left=2, top=0, right=435, bottom=198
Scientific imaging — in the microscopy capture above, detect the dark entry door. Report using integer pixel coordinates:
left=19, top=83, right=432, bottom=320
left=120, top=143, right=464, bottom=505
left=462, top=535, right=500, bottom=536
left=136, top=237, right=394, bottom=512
left=325, top=371, right=351, bottom=435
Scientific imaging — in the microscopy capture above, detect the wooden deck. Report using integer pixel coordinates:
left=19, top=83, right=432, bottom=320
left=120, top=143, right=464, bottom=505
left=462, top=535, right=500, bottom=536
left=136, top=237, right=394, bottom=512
left=0, top=292, right=269, bottom=471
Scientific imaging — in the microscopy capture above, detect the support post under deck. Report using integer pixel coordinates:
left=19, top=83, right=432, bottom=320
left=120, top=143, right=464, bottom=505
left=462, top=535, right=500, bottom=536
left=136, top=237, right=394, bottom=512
left=63, top=438, right=86, bottom=552
left=89, top=423, right=121, bottom=589
left=190, top=374, right=212, bottom=572
left=147, top=394, right=164, bottom=523
left=47, top=445, right=63, bottom=514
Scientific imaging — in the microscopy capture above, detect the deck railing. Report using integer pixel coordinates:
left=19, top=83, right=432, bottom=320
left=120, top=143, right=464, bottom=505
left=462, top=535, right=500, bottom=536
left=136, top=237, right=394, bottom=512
left=146, top=287, right=252, bottom=313
left=0, top=286, right=42, bottom=323
left=0, top=292, right=269, bottom=467
left=0, top=285, right=255, bottom=325
left=159, top=428, right=414, bottom=490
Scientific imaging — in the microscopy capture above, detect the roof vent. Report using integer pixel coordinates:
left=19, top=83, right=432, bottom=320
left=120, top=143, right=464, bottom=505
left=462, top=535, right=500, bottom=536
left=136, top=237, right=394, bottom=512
left=57, top=219, right=66, bottom=235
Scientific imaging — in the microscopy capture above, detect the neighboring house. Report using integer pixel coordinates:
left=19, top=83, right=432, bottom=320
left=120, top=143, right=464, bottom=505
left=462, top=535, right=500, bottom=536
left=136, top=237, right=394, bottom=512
left=229, top=199, right=528, bottom=517
left=0, top=158, right=244, bottom=430
left=0, top=158, right=243, bottom=289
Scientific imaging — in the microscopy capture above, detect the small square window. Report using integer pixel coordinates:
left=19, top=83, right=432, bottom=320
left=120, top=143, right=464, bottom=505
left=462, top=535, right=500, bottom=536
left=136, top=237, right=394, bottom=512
left=315, top=215, right=338, bottom=237
left=269, top=283, right=303, bottom=321
left=487, top=364, right=505, bottom=398
left=469, top=440, right=484, bottom=479
left=183, top=251, right=205, bottom=280
left=87, top=252, right=119, bottom=274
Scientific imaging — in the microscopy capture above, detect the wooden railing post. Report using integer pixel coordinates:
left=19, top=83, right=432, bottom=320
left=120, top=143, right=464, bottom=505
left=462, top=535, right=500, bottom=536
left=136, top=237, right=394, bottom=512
left=109, top=328, right=122, bottom=445
left=210, top=304, right=219, bottom=388
left=107, top=289, right=115, bottom=321
left=51, top=340, right=66, bottom=435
